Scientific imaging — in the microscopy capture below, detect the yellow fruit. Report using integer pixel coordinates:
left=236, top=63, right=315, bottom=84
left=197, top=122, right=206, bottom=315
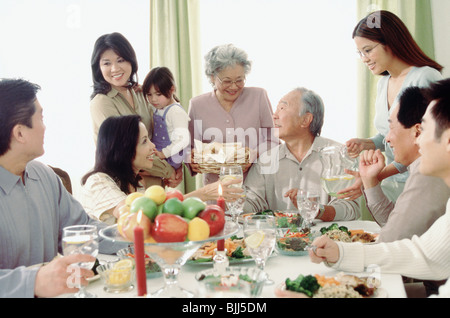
left=118, top=204, right=130, bottom=216
left=144, top=185, right=166, bottom=205
left=114, top=259, right=133, bottom=270
left=117, top=211, right=130, bottom=238
left=125, top=192, right=144, bottom=206
left=108, top=259, right=133, bottom=285
left=187, top=217, right=210, bottom=241
left=244, top=230, right=265, bottom=249
left=144, top=236, right=156, bottom=243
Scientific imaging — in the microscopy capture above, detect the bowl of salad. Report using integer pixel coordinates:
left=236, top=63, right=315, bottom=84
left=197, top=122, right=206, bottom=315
left=276, top=228, right=319, bottom=256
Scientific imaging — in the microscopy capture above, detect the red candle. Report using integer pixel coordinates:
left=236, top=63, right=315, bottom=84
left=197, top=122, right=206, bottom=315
left=134, top=211, right=147, bottom=296
left=217, top=184, right=226, bottom=251
left=217, top=184, right=226, bottom=211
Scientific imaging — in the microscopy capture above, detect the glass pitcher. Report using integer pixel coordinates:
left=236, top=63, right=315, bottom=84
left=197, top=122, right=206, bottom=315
left=319, top=145, right=358, bottom=197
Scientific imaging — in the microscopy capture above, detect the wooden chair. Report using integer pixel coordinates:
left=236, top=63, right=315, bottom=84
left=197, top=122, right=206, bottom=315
left=49, top=166, right=72, bottom=194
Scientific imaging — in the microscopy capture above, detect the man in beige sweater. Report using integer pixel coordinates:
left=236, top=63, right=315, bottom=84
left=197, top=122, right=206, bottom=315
left=360, top=86, right=449, bottom=243
left=310, top=78, right=450, bottom=298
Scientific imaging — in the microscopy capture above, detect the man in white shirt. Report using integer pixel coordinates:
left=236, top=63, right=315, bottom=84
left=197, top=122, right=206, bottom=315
left=309, top=78, right=450, bottom=298
left=243, top=87, right=360, bottom=221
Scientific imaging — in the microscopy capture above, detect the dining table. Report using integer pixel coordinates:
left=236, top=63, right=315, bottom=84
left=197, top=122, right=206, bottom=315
left=61, top=219, right=407, bottom=299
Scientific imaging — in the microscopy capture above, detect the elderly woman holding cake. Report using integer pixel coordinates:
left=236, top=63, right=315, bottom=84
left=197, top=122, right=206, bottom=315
left=187, top=44, right=277, bottom=185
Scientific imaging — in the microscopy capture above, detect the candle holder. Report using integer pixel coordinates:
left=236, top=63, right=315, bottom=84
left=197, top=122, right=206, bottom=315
left=100, top=220, right=239, bottom=298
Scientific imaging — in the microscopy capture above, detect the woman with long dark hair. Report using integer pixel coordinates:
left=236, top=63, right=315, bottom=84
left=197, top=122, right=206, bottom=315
left=79, top=115, right=242, bottom=224
left=89, top=32, right=179, bottom=189
left=342, top=10, right=443, bottom=202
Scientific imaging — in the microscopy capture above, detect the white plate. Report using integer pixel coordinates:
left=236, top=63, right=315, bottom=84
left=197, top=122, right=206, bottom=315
left=27, top=260, right=102, bottom=283
left=274, top=282, right=388, bottom=298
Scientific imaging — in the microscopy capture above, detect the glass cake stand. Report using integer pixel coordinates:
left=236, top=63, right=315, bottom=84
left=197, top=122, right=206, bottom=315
left=100, top=220, right=238, bottom=298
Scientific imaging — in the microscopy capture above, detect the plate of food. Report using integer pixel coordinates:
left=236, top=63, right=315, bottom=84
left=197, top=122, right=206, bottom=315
left=240, top=210, right=303, bottom=225
left=319, top=223, right=378, bottom=243
left=275, top=272, right=386, bottom=298
left=187, top=235, right=253, bottom=265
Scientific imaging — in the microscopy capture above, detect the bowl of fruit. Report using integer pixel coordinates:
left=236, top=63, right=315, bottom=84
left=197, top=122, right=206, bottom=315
left=100, top=185, right=239, bottom=298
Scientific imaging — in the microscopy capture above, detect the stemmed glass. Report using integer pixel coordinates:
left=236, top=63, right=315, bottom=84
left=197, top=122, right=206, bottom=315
left=243, top=215, right=276, bottom=285
left=99, top=220, right=239, bottom=298
left=228, top=188, right=247, bottom=223
left=219, top=165, right=243, bottom=188
left=62, top=225, right=99, bottom=298
left=297, top=189, right=320, bottom=229
left=219, top=165, right=244, bottom=221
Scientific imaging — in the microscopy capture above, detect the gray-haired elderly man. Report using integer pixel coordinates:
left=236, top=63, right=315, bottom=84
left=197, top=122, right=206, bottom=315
left=243, top=88, right=360, bottom=221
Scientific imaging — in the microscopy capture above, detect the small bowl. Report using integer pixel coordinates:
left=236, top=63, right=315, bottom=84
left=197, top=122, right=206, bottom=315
left=195, top=267, right=267, bottom=297
left=273, top=210, right=304, bottom=229
left=97, top=261, right=135, bottom=293
left=276, top=228, right=319, bottom=256
left=117, top=246, right=162, bottom=278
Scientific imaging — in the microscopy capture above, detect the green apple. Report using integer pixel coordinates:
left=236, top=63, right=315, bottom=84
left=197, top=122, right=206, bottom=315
left=157, top=204, right=164, bottom=215
left=130, top=196, right=158, bottom=220
left=162, top=198, right=184, bottom=216
left=182, top=197, right=206, bottom=220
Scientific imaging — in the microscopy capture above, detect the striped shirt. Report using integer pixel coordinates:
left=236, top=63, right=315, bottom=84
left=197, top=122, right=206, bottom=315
left=79, top=172, right=145, bottom=224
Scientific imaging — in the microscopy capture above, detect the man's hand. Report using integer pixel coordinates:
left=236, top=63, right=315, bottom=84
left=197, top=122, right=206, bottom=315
left=359, top=149, right=385, bottom=189
left=309, top=235, right=339, bottom=264
left=34, top=254, right=95, bottom=298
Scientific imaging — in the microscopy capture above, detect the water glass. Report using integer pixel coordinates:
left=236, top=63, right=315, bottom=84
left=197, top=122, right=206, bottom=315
left=243, top=215, right=276, bottom=285
left=62, top=224, right=99, bottom=298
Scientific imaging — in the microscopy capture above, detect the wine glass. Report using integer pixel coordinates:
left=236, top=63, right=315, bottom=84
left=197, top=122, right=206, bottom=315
left=228, top=188, right=246, bottom=223
left=220, top=165, right=244, bottom=219
left=219, top=165, right=243, bottom=188
left=243, top=215, right=276, bottom=285
left=62, top=225, right=99, bottom=298
left=297, top=189, right=320, bottom=229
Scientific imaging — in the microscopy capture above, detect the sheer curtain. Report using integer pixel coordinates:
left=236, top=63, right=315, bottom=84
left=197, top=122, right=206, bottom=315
left=355, top=0, right=436, bottom=138
left=355, top=0, right=436, bottom=220
left=149, top=0, right=202, bottom=193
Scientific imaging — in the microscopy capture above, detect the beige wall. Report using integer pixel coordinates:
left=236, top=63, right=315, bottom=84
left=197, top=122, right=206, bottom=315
left=432, top=0, right=450, bottom=78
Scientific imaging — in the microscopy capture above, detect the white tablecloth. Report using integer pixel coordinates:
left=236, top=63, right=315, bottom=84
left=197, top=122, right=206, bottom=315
left=72, top=220, right=406, bottom=298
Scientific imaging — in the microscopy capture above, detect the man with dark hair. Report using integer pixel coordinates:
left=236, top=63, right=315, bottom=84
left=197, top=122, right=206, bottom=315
left=0, top=78, right=114, bottom=298
left=310, top=78, right=450, bottom=298
left=359, top=86, right=449, bottom=243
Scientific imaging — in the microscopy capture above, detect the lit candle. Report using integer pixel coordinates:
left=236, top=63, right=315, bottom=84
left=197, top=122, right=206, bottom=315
left=217, top=183, right=226, bottom=211
left=134, top=210, right=147, bottom=296
left=217, top=184, right=226, bottom=251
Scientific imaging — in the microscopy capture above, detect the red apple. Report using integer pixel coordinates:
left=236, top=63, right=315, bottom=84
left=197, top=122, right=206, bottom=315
left=165, top=189, right=184, bottom=202
left=150, top=214, right=188, bottom=243
left=198, top=205, right=225, bottom=236
left=121, top=212, right=152, bottom=241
